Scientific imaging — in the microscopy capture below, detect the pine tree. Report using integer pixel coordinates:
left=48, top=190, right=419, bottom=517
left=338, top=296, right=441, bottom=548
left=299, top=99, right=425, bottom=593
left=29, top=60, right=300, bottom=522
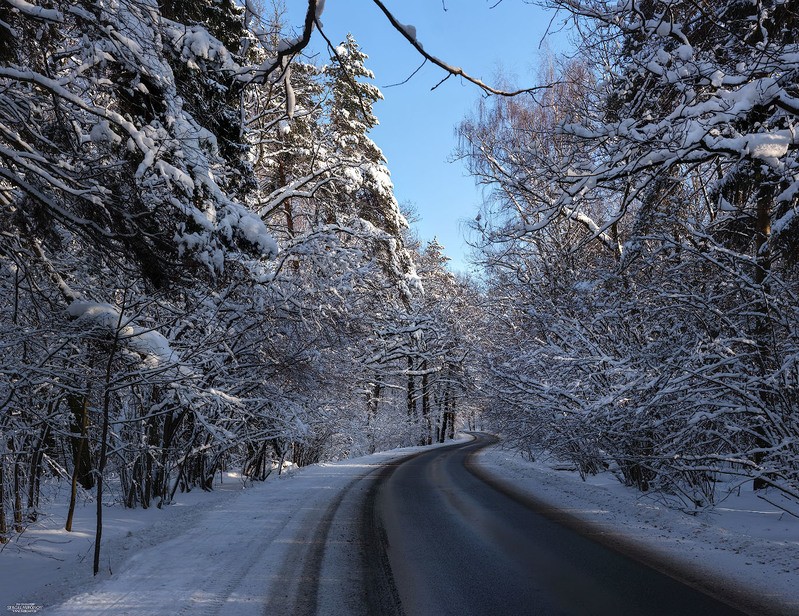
left=324, top=34, right=413, bottom=281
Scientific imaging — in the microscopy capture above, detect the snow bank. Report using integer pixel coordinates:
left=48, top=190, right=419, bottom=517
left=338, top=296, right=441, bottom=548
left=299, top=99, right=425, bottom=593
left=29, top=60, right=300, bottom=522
left=0, top=441, right=464, bottom=614
left=4, top=438, right=795, bottom=614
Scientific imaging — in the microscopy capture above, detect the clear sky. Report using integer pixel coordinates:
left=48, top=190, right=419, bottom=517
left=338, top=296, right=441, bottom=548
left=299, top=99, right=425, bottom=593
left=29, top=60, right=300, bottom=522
left=287, top=1, right=572, bottom=273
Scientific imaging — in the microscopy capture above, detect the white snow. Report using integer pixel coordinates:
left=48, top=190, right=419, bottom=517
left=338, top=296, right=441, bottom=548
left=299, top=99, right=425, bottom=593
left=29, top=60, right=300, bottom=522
left=67, top=300, right=179, bottom=365
left=154, top=160, right=195, bottom=193
left=2, top=438, right=796, bottom=614
left=675, top=44, right=693, bottom=61
left=747, top=130, right=792, bottom=165
left=236, top=212, right=279, bottom=258
left=772, top=207, right=796, bottom=237
left=400, top=22, right=417, bottom=41
left=285, top=72, right=296, bottom=119
left=277, top=36, right=302, bottom=53
left=88, top=121, right=122, bottom=144
left=5, top=0, right=62, bottom=22
left=2, top=442, right=460, bottom=615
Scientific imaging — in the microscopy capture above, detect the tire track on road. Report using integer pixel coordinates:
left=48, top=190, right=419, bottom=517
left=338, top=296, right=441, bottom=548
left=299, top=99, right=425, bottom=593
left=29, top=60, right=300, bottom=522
left=264, top=452, right=427, bottom=616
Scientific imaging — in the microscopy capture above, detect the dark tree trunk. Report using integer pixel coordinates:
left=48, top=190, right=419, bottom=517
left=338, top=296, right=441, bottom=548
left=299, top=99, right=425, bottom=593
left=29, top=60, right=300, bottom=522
left=0, top=456, right=6, bottom=543
left=27, top=424, right=50, bottom=521
left=66, top=395, right=90, bottom=532
left=421, top=360, right=431, bottom=446
left=367, top=380, right=381, bottom=453
left=407, top=356, right=416, bottom=419
left=67, top=394, right=94, bottom=490
left=95, top=315, right=122, bottom=576
left=752, top=183, right=774, bottom=490
left=438, top=409, right=448, bottom=444
left=13, top=453, right=23, bottom=533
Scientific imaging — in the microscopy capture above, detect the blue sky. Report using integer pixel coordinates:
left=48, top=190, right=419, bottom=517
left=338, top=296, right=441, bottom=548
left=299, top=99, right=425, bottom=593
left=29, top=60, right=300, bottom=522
left=288, top=1, right=572, bottom=273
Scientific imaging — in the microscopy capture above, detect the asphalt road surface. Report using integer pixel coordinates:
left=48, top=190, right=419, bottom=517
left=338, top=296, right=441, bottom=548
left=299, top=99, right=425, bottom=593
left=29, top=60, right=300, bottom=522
left=368, top=433, right=752, bottom=616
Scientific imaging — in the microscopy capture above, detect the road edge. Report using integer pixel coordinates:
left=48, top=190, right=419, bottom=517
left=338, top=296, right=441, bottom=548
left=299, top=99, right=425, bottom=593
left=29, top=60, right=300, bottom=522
left=465, top=433, right=793, bottom=616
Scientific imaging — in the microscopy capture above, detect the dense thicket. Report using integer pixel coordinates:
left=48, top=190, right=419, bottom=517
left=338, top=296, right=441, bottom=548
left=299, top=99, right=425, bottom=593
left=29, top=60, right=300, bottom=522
left=461, top=0, right=799, bottom=509
left=0, top=0, right=476, bottom=554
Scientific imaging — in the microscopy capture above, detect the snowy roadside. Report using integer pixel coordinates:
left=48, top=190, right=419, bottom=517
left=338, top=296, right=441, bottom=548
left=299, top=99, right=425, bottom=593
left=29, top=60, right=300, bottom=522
left=2, top=435, right=797, bottom=614
left=0, top=440, right=463, bottom=614
left=476, top=442, right=799, bottom=615
left=1, top=467, right=279, bottom=613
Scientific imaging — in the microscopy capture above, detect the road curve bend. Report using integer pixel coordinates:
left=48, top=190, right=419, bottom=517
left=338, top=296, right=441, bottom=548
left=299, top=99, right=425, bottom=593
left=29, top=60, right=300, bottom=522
left=373, top=433, right=751, bottom=616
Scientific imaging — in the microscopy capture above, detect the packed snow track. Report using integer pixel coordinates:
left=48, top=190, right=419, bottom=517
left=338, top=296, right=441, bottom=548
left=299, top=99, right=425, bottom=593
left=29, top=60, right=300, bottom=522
left=44, top=434, right=755, bottom=615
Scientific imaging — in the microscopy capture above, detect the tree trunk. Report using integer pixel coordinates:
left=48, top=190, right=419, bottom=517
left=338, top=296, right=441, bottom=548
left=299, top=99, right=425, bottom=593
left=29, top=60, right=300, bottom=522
left=95, top=311, right=122, bottom=576
left=367, top=380, right=381, bottom=453
left=66, top=395, right=90, bottom=532
left=68, top=394, right=94, bottom=490
left=94, top=388, right=111, bottom=575
left=439, top=382, right=454, bottom=442
left=751, top=184, right=774, bottom=490
left=0, top=456, right=6, bottom=543
left=421, top=360, right=431, bottom=446
left=406, top=356, right=416, bottom=419
left=438, top=408, right=448, bottom=444
left=27, top=424, right=50, bottom=521
left=13, top=453, right=23, bottom=533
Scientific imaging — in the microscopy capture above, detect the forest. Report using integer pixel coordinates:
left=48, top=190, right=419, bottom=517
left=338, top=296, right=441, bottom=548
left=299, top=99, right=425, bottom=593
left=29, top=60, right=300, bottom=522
left=1, top=0, right=797, bottom=559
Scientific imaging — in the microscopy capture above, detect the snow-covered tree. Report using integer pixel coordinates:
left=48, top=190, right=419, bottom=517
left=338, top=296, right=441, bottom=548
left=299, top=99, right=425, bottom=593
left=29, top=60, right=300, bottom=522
left=460, top=3, right=799, bottom=506
left=0, top=0, right=429, bottom=554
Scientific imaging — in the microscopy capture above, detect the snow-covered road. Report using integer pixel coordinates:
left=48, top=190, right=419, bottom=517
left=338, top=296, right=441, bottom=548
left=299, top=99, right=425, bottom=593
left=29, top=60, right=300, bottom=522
left=3, top=435, right=797, bottom=615
left=35, top=447, right=420, bottom=616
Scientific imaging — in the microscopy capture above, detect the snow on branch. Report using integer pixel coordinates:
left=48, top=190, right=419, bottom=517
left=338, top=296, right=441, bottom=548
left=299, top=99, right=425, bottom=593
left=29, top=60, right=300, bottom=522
left=67, top=300, right=180, bottom=366
left=4, top=0, right=62, bottom=22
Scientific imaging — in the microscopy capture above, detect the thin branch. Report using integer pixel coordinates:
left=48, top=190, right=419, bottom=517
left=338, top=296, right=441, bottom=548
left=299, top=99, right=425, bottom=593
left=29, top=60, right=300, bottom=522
left=431, top=73, right=452, bottom=92
left=246, top=0, right=318, bottom=85
left=384, top=58, right=428, bottom=89
left=370, top=0, right=547, bottom=97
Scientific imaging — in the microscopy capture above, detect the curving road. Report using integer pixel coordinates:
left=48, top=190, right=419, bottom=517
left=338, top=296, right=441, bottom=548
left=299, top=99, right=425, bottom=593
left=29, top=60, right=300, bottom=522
left=367, top=433, right=751, bottom=616
left=41, top=434, right=763, bottom=616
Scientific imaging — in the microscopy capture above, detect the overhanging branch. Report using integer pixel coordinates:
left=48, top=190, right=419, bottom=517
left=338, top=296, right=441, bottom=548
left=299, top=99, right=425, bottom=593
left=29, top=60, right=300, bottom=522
left=370, top=0, right=547, bottom=97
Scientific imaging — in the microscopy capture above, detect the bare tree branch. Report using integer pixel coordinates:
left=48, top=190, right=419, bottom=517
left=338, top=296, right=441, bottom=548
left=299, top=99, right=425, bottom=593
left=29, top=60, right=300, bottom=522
left=370, top=0, right=547, bottom=97
left=247, top=0, right=318, bottom=84
left=384, top=58, right=428, bottom=89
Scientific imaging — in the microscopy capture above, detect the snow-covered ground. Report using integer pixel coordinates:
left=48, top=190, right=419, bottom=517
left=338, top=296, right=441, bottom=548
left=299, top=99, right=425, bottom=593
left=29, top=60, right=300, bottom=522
left=1, top=443, right=454, bottom=615
left=1, top=436, right=797, bottom=614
